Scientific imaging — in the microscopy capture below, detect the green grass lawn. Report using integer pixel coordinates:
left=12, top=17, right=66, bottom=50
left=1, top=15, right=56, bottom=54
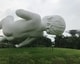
left=0, top=47, right=80, bottom=64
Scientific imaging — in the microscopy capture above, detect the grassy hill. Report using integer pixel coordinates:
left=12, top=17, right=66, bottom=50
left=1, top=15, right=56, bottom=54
left=0, top=47, right=80, bottom=64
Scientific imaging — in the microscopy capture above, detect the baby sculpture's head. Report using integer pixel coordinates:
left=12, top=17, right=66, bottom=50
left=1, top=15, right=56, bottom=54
left=42, top=15, right=66, bottom=35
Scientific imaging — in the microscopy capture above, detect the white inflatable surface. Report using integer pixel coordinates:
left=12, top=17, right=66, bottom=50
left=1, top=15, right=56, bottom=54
left=42, top=15, right=66, bottom=35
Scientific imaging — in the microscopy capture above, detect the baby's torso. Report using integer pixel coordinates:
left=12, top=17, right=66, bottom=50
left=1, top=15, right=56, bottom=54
left=2, top=19, right=43, bottom=40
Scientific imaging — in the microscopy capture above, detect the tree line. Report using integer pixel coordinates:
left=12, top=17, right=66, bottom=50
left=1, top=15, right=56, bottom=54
left=0, top=29, right=80, bottom=49
left=55, top=35, right=80, bottom=49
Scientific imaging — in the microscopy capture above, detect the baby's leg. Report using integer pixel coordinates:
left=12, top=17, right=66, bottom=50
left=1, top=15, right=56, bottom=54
left=15, top=37, right=36, bottom=48
left=1, top=16, right=14, bottom=40
left=1, top=16, right=14, bottom=24
left=0, top=16, right=14, bottom=29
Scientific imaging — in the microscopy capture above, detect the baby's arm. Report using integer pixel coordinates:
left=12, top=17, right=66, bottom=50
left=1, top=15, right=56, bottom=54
left=16, top=9, right=41, bottom=21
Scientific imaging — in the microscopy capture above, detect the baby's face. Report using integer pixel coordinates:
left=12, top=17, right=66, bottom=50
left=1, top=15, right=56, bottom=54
left=42, top=16, right=52, bottom=28
left=42, top=15, right=66, bottom=35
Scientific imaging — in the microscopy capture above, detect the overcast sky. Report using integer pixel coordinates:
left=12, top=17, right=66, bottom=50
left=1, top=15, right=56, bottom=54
left=0, top=0, right=80, bottom=35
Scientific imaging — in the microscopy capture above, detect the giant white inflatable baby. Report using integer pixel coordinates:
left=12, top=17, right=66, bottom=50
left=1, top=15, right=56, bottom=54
left=0, top=9, right=66, bottom=47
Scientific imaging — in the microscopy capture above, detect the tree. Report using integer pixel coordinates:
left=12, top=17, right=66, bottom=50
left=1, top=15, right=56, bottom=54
left=69, top=30, right=77, bottom=37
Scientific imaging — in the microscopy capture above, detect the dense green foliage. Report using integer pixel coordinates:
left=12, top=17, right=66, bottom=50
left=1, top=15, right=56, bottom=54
left=0, top=37, right=52, bottom=48
left=0, top=47, right=80, bottom=64
left=55, top=36, right=80, bottom=49
left=26, top=37, right=52, bottom=47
